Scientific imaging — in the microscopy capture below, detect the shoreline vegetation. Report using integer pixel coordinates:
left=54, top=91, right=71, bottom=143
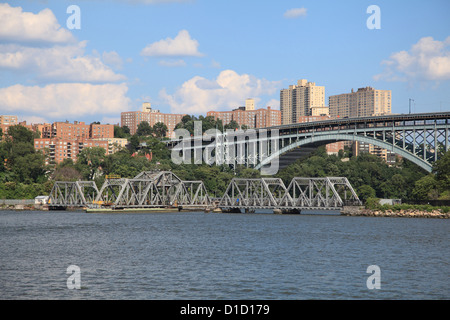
left=342, top=199, right=450, bottom=218
left=341, top=207, right=450, bottom=219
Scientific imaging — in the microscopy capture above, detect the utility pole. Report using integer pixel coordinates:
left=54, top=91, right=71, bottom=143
left=409, top=99, right=414, bottom=114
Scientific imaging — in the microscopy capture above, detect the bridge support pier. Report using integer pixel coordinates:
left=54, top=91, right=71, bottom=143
left=222, top=208, right=242, bottom=213
left=273, top=208, right=301, bottom=214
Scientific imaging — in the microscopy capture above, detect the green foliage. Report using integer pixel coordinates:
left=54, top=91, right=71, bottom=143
left=136, top=121, right=153, bottom=136
left=224, top=120, right=239, bottom=131
left=365, top=197, right=380, bottom=209
left=0, top=180, right=53, bottom=199
left=129, top=134, right=140, bottom=153
left=174, top=114, right=224, bottom=135
left=432, top=150, right=450, bottom=192
left=0, top=125, right=47, bottom=185
left=114, top=125, right=130, bottom=138
left=75, top=147, right=106, bottom=180
left=412, top=174, right=439, bottom=200
left=152, top=122, right=168, bottom=138
left=358, top=185, right=376, bottom=201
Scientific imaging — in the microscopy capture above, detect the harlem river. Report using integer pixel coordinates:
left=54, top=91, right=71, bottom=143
left=0, top=209, right=448, bottom=300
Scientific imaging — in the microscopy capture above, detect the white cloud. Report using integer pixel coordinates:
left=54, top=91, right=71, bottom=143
left=0, top=4, right=125, bottom=83
left=159, top=70, right=281, bottom=114
left=102, top=51, right=124, bottom=70
left=100, top=116, right=121, bottom=125
left=265, top=99, right=280, bottom=110
left=284, top=8, right=307, bottom=19
left=141, top=30, right=204, bottom=57
left=374, top=36, right=450, bottom=82
left=20, top=115, right=49, bottom=125
left=0, top=3, right=75, bottom=44
left=0, top=4, right=131, bottom=124
left=0, top=42, right=126, bottom=83
left=0, top=83, right=131, bottom=119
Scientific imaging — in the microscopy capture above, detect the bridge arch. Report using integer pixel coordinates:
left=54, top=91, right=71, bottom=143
left=255, top=133, right=433, bottom=173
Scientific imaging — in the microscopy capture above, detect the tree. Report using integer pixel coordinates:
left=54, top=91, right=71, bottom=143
left=129, top=134, right=140, bottom=153
left=358, top=185, right=376, bottom=202
left=51, top=166, right=83, bottom=181
left=51, top=158, right=82, bottom=181
left=224, top=120, right=239, bottom=131
left=412, top=174, right=438, bottom=200
left=175, top=115, right=196, bottom=135
left=75, top=147, right=106, bottom=180
left=0, top=125, right=47, bottom=184
left=433, top=150, right=450, bottom=192
left=12, top=152, right=47, bottom=184
left=114, top=125, right=130, bottom=138
left=137, top=121, right=153, bottom=136
left=5, top=125, right=33, bottom=144
left=152, top=122, right=168, bottom=138
left=122, top=126, right=130, bottom=135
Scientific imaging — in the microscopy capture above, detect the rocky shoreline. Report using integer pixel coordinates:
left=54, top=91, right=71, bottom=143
left=341, top=207, right=450, bottom=219
left=1, top=204, right=48, bottom=211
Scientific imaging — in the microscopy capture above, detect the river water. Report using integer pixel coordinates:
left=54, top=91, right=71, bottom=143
left=0, top=209, right=448, bottom=300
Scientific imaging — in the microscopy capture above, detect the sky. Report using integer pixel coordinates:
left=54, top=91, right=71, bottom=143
left=0, top=0, right=449, bottom=125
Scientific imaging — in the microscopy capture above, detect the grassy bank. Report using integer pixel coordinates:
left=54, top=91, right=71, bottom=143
left=341, top=197, right=450, bottom=218
left=365, top=198, right=450, bottom=213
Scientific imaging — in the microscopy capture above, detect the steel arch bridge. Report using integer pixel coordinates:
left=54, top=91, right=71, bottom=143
left=169, top=112, right=450, bottom=173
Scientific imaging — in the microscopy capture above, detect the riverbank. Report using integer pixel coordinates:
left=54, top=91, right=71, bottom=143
left=341, top=207, right=450, bottom=219
left=3, top=203, right=450, bottom=218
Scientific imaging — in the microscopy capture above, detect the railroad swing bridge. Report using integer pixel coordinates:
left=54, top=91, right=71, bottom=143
left=48, top=171, right=362, bottom=213
left=219, top=177, right=361, bottom=213
left=48, top=171, right=211, bottom=210
left=168, top=112, right=450, bottom=173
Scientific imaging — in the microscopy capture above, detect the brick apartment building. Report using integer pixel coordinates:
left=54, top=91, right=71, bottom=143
left=34, top=138, right=110, bottom=165
left=0, top=115, right=18, bottom=135
left=121, top=103, right=185, bottom=138
left=33, top=120, right=121, bottom=164
left=207, top=99, right=281, bottom=129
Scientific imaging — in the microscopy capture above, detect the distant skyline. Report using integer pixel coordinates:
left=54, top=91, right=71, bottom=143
left=0, top=0, right=449, bottom=125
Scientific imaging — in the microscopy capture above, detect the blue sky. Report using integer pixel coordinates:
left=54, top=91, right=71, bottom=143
left=0, top=0, right=449, bottom=125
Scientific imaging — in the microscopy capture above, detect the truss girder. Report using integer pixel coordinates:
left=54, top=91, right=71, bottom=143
left=48, top=181, right=99, bottom=207
left=93, top=171, right=211, bottom=208
left=169, top=113, right=450, bottom=173
left=219, top=177, right=361, bottom=210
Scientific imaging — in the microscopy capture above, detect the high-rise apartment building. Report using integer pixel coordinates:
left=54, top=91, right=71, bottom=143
left=329, top=87, right=391, bottom=119
left=121, top=103, right=185, bottom=137
left=207, top=103, right=281, bottom=129
left=280, top=79, right=326, bottom=125
left=329, top=87, right=394, bottom=164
